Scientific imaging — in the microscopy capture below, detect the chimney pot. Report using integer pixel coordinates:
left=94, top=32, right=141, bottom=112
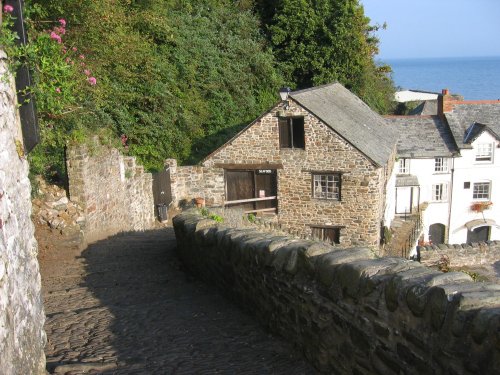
left=442, top=89, right=449, bottom=95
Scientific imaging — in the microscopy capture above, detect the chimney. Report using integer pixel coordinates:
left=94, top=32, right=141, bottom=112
left=438, top=88, right=453, bottom=116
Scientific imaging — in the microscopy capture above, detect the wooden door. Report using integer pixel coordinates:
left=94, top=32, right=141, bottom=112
left=255, top=170, right=277, bottom=211
left=467, top=226, right=490, bottom=243
left=226, top=171, right=255, bottom=211
left=429, top=223, right=445, bottom=244
left=152, top=167, right=172, bottom=206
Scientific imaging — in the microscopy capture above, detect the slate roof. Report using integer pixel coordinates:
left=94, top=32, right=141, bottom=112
left=445, top=103, right=500, bottom=149
left=290, top=83, right=397, bottom=166
left=384, top=115, right=458, bottom=158
left=409, top=100, right=438, bottom=116
left=396, top=175, right=419, bottom=187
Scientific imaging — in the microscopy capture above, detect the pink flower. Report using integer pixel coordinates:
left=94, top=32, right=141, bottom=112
left=50, top=31, right=62, bottom=43
left=79, top=54, right=85, bottom=60
left=84, top=69, right=91, bottom=76
left=59, top=19, right=66, bottom=27
left=88, top=77, right=97, bottom=86
left=55, top=87, right=61, bottom=93
left=3, top=5, right=14, bottom=13
left=54, top=26, right=66, bottom=35
left=65, top=57, right=71, bottom=63
left=80, top=62, right=85, bottom=67
left=72, top=47, right=77, bottom=52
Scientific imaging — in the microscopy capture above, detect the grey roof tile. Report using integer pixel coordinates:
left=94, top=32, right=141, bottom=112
left=409, top=100, right=438, bottom=116
left=290, top=83, right=397, bottom=166
left=385, top=115, right=458, bottom=158
left=396, top=175, right=419, bottom=187
left=445, top=103, right=500, bottom=149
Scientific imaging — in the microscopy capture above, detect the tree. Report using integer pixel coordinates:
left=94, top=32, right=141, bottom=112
left=255, top=0, right=395, bottom=113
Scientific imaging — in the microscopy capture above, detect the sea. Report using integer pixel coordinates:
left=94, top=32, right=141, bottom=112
left=384, top=56, right=500, bottom=101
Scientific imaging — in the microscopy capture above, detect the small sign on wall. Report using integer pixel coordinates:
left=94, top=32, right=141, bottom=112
left=257, top=169, right=273, bottom=174
left=259, top=190, right=266, bottom=198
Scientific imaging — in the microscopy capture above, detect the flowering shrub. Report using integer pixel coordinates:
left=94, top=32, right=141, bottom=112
left=1, top=6, right=97, bottom=117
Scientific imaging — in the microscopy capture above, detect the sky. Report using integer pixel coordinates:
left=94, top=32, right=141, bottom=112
left=361, top=0, right=500, bottom=60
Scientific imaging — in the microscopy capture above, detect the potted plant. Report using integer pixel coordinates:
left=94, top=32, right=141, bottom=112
left=470, top=201, right=493, bottom=213
left=194, top=197, right=205, bottom=208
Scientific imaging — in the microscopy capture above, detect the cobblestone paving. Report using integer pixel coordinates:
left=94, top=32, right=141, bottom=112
left=40, top=226, right=317, bottom=374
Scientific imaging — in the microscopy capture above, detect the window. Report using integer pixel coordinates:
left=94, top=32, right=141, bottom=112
left=434, top=158, right=449, bottom=173
left=431, top=183, right=448, bottom=202
left=464, top=182, right=471, bottom=189
left=313, top=174, right=341, bottom=200
left=473, top=182, right=491, bottom=200
left=279, top=117, right=305, bottom=149
left=475, top=143, right=493, bottom=162
left=311, top=226, right=340, bottom=244
left=398, top=158, right=409, bottom=174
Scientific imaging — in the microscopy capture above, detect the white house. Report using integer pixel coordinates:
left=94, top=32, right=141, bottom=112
left=444, top=98, right=500, bottom=243
left=386, top=90, right=500, bottom=246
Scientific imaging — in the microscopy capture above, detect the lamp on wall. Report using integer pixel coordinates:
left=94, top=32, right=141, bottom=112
left=279, top=87, right=291, bottom=110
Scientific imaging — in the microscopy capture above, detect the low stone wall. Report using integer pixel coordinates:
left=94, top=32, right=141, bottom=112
left=67, top=140, right=155, bottom=243
left=165, top=158, right=224, bottom=207
left=419, top=241, right=500, bottom=270
left=173, top=210, right=500, bottom=374
left=0, top=53, right=46, bottom=373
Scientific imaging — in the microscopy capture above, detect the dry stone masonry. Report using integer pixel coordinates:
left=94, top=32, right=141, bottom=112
left=66, top=139, right=155, bottom=243
left=168, top=96, right=392, bottom=248
left=174, top=210, right=500, bottom=374
left=420, top=242, right=500, bottom=281
left=0, top=52, right=46, bottom=374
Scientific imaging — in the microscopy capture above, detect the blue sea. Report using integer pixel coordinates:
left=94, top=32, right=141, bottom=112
left=384, top=56, right=500, bottom=100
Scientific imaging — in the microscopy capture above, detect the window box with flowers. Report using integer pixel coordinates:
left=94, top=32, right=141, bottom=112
left=470, top=201, right=493, bottom=213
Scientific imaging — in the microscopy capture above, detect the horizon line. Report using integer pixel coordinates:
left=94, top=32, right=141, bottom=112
left=376, top=54, right=500, bottom=61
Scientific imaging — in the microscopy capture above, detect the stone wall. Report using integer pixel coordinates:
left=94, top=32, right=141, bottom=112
left=174, top=210, right=500, bottom=374
left=0, top=52, right=46, bottom=374
left=165, top=159, right=224, bottom=207
left=419, top=242, right=500, bottom=270
left=67, top=139, right=155, bottom=243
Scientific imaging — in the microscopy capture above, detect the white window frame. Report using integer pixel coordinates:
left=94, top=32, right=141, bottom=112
left=434, top=157, right=449, bottom=173
left=472, top=181, right=491, bottom=200
left=398, top=158, right=409, bottom=174
left=431, top=183, right=448, bottom=202
left=475, top=143, right=493, bottom=163
left=313, top=174, right=341, bottom=200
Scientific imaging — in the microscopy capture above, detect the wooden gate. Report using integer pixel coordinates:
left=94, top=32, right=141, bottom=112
left=152, top=166, right=172, bottom=206
left=225, top=169, right=277, bottom=214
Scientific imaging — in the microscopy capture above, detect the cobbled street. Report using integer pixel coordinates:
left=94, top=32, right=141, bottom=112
left=38, top=225, right=317, bottom=374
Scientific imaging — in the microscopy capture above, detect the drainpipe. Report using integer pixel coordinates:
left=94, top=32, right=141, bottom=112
left=447, top=156, right=455, bottom=243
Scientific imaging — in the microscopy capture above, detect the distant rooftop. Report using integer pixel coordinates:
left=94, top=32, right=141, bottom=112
left=385, top=115, right=457, bottom=158
left=394, top=90, right=439, bottom=103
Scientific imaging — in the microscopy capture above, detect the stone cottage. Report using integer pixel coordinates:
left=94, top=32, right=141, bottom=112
left=169, top=83, right=397, bottom=247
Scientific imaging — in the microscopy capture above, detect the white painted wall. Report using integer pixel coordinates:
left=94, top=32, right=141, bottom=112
left=449, top=131, right=500, bottom=243
left=396, top=158, right=452, bottom=243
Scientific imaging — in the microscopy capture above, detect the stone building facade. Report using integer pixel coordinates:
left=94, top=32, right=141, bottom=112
left=0, top=52, right=46, bottom=374
left=170, top=83, right=397, bottom=247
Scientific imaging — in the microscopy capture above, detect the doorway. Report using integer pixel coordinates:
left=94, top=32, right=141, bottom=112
left=225, top=169, right=277, bottom=214
left=466, top=225, right=490, bottom=243
left=429, top=223, right=445, bottom=244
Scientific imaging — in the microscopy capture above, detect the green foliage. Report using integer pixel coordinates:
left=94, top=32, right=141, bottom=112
left=13, top=0, right=395, bottom=182
left=25, top=0, right=280, bottom=174
left=199, top=207, right=223, bottom=223
left=255, top=0, right=395, bottom=113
